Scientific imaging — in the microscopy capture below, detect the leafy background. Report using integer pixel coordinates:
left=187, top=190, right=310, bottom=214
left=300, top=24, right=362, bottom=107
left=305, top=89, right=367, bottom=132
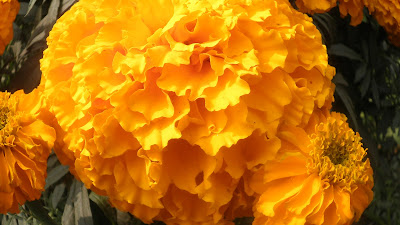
left=1, top=0, right=399, bottom=224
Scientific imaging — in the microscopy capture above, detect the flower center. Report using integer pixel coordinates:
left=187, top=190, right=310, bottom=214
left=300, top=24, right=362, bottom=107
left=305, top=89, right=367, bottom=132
left=307, top=113, right=370, bottom=191
left=0, top=107, right=10, bottom=130
left=322, top=142, right=350, bottom=165
left=0, top=92, right=21, bottom=147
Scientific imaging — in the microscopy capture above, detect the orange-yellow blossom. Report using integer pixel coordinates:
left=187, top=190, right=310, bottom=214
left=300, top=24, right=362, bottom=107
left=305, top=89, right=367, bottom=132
left=0, top=0, right=19, bottom=55
left=364, top=0, right=400, bottom=46
left=250, top=112, right=373, bottom=225
left=296, top=0, right=365, bottom=25
left=40, top=0, right=335, bottom=223
left=0, top=89, right=56, bottom=214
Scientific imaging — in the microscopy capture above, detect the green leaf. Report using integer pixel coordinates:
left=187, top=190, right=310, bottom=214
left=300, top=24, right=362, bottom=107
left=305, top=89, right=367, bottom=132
left=371, top=78, right=380, bottom=108
left=62, top=180, right=94, bottom=225
left=9, top=218, right=17, bottom=225
left=51, top=183, right=66, bottom=209
left=33, top=218, right=40, bottom=225
left=74, top=182, right=93, bottom=225
left=329, top=44, right=363, bottom=61
left=312, top=14, right=334, bottom=44
left=335, top=85, right=359, bottom=131
left=360, top=69, right=371, bottom=98
left=60, top=0, right=78, bottom=15
left=1, top=215, right=8, bottom=225
left=45, top=164, right=69, bottom=189
left=332, top=72, right=348, bottom=86
left=47, top=152, right=60, bottom=170
left=17, top=217, right=29, bottom=225
left=313, top=14, right=332, bottom=33
left=20, top=0, right=61, bottom=60
left=89, top=192, right=116, bottom=225
left=26, top=0, right=38, bottom=16
left=7, top=51, right=42, bottom=92
left=354, top=63, right=367, bottom=83
left=25, top=201, right=58, bottom=225
left=117, top=210, right=142, bottom=225
left=62, top=180, right=78, bottom=225
left=361, top=39, right=369, bottom=64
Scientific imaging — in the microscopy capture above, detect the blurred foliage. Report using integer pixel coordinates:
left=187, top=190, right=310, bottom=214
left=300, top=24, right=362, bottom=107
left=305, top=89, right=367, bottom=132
left=1, top=0, right=400, bottom=225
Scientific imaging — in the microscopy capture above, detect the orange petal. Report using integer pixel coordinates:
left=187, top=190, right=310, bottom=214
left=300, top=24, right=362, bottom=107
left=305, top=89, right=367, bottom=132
left=256, top=175, right=307, bottom=217
left=264, top=155, right=308, bottom=183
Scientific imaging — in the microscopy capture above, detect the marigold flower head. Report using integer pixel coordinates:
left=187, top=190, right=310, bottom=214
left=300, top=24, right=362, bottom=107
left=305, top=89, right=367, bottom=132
left=296, top=0, right=364, bottom=26
left=0, top=89, right=56, bottom=214
left=0, top=0, right=19, bottom=55
left=364, top=0, right=400, bottom=46
left=251, top=112, right=373, bottom=225
left=307, top=113, right=371, bottom=192
left=296, top=0, right=400, bottom=43
left=40, top=0, right=335, bottom=223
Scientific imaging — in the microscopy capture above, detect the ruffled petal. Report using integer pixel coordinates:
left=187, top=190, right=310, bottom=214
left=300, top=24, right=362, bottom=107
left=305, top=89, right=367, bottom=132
left=39, top=0, right=339, bottom=223
left=0, top=90, right=55, bottom=214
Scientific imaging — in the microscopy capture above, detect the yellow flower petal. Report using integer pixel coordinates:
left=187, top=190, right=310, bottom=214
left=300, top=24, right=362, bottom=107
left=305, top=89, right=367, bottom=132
left=252, top=112, right=373, bottom=224
left=256, top=175, right=308, bottom=217
left=40, top=0, right=338, bottom=223
left=0, top=0, right=19, bottom=55
left=0, top=89, right=55, bottom=214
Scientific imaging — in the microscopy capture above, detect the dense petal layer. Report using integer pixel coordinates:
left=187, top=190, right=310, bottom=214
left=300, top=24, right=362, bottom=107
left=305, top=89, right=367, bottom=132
left=0, top=0, right=19, bottom=55
left=295, top=0, right=364, bottom=26
left=251, top=113, right=374, bottom=225
left=40, top=0, right=336, bottom=223
left=364, top=0, right=400, bottom=46
left=0, top=90, right=55, bottom=214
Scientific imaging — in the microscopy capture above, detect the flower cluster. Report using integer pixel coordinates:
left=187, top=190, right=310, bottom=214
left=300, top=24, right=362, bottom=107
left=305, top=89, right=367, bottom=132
left=0, top=0, right=19, bottom=55
left=39, top=0, right=373, bottom=224
left=296, top=0, right=400, bottom=46
left=0, top=89, right=56, bottom=214
left=295, top=0, right=364, bottom=25
left=363, top=0, right=400, bottom=46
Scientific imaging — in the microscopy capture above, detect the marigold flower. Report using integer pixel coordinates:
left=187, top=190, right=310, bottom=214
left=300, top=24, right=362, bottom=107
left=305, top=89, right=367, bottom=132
left=296, top=0, right=400, bottom=45
left=364, top=0, right=400, bottom=46
left=251, top=112, right=374, bottom=225
left=296, top=0, right=364, bottom=26
left=0, top=89, right=56, bottom=214
left=40, top=0, right=335, bottom=223
left=0, top=0, right=19, bottom=55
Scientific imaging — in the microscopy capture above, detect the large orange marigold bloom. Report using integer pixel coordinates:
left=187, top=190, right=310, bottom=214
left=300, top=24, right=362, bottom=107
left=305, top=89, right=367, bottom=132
left=364, top=0, right=400, bottom=46
left=0, top=0, right=19, bottom=55
left=40, top=0, right=335, bottom=223
left=251, top=112, right=374, bottom=225
left=0, top=89, right=56, bottom=214
left=296, top=0, right=365, bottom=26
